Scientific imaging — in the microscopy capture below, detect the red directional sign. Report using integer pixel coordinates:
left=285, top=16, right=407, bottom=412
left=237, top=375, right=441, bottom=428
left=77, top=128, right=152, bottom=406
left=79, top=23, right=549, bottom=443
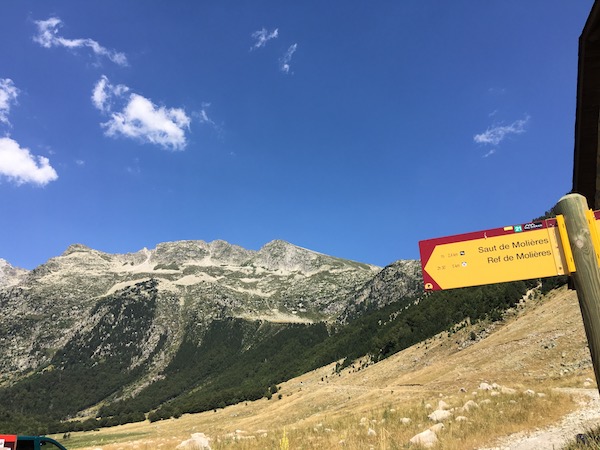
left=419, top=218, right=571, bottom=291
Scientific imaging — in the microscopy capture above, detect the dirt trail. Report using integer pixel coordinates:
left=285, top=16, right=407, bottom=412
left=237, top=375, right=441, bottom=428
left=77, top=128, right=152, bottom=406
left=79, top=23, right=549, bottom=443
left=479, top=389, right=600, bottom=450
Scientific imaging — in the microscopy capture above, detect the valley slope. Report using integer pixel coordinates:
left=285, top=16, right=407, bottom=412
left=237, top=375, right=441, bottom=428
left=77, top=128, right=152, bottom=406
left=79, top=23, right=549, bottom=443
left=70, top=286, right=595, bottom=450
left=0, top=239, right=422, bottom=432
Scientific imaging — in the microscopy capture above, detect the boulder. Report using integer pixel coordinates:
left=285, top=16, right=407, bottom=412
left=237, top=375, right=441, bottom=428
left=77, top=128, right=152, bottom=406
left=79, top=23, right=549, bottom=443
left=409, top=429, right=438, bottom=448
left=462, top=400, right=479, bottom=411
left=176, top=433, right=211, bottom=450
left=428, top=409, right=452, bottom=422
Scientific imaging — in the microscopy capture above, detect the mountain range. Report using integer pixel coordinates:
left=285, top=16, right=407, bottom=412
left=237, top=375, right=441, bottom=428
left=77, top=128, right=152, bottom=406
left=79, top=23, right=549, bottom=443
left=0, top=239, right=427, bottom=432
left=0, top=238, right=553, bottom=436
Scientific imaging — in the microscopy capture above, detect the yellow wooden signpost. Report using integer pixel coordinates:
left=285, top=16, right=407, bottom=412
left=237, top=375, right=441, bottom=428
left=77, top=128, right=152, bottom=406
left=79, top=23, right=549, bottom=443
left=419, top=193, right=600, bottom=396
left=555, top=194, right=600, bottom=396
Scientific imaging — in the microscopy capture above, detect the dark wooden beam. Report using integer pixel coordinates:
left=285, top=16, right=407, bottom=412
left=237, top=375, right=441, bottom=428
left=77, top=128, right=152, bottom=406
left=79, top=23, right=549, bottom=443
left=574, top=1, right=600, bottom=209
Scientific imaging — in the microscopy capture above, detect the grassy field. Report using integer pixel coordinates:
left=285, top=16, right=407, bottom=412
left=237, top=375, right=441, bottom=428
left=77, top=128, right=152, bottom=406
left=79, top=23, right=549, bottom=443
left=56, top=287, right=595, bottom=449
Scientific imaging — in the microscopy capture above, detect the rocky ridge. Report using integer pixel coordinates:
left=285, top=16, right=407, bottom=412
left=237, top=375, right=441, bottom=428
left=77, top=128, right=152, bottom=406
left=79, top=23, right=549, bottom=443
left=0, top=239, right=421, bottom=382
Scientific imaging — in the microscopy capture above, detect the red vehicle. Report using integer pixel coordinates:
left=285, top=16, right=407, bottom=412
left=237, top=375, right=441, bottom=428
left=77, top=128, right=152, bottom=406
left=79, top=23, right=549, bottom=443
left=0, top=435, right=67, bottom=450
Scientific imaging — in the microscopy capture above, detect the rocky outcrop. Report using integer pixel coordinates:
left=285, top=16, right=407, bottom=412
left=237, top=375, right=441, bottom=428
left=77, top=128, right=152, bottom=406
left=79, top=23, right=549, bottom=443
left=336, top=259, right=423, bottom=323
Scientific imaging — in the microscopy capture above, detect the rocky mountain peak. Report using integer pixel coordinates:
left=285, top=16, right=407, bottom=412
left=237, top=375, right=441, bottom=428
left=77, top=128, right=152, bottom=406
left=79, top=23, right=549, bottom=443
left=0, top=258, right=29, bottom=287
left=254, top=240, right=325, bottom=273
left=152, top=239, right=254, bottom=267
left=62, top=243, right=94, bottom=256
left=206, top=239, right=254, bottom=265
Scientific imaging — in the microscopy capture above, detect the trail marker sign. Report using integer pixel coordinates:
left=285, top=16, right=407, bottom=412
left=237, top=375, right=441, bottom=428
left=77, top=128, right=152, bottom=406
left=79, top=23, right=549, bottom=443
left=419, top=218, right=575, bottom=291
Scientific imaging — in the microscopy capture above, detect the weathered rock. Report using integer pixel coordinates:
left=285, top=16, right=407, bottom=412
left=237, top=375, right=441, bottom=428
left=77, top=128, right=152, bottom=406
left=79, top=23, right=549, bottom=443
left=428, top=409, right=452, bottom=422
left=176, top=433, right=211, bottom=449
left=462, top=400, right=479, bottom=411
left=409, top=429, right=439, bottom=447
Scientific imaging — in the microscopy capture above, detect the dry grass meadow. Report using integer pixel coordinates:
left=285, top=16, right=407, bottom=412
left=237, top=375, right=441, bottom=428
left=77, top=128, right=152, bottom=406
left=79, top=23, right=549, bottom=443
left=58, top=287, right=596, bottom=449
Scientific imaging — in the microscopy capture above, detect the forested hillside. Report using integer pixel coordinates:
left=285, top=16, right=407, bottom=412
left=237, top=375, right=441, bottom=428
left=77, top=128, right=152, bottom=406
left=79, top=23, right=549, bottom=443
left=0, top=270, right=565, bottom=435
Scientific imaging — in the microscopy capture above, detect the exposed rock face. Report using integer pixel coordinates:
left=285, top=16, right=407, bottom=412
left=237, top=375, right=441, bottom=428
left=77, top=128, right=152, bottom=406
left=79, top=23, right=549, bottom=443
left=0, top=239, right=421, bottom=384
left=337, top=259, right=423, bottom=323
left=0, top=258, right=28, bottom=288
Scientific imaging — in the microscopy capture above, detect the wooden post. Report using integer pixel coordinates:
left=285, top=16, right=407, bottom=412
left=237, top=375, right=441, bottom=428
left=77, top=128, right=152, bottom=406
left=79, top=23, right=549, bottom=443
left=555, top=193, right=600, bottom=393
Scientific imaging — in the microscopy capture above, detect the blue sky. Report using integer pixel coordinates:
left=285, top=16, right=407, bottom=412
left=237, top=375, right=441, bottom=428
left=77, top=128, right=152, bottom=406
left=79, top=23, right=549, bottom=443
left=0, top=1, right=594, bottom=270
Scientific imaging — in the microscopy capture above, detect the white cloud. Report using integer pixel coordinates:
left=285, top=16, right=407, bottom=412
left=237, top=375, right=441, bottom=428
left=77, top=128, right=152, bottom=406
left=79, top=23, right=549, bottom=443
left=92, top=76, right=191, bottom=151
left=92, top=76, right=129, bottom=113
left=104, top=94, right=191, bottom=150
left=482, top=149, right=496, bottom=158
left=0, top=80, right=58, bottom=186
left=474, top=115, right=530, bottom=146
left=251, top=27, right=279, bottom=50
left=34, top=17, right=128, bottom=66
left=280, top=43, right=298, bottom=74
left=0, top=79, right=19, bottom=126
left=0, top=137, right=58, bottom=186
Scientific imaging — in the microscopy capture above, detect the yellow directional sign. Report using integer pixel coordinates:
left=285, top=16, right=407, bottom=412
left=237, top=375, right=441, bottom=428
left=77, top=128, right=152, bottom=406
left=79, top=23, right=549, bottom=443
left=419, top=218, right=571, bottom=291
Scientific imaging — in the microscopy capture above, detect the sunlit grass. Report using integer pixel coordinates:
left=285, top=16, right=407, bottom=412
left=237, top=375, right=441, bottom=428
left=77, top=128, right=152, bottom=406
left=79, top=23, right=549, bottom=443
left=203, top=389, right=575, bottom=450
left=56, top=431, right=150, bottom=449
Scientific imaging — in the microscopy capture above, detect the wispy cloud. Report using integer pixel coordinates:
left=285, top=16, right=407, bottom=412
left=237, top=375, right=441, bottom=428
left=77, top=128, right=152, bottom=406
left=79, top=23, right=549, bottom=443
left=0, top=137, right=58, bottom=186
left=195, top=103, right=215, bottom=126
left=251, top=27, right=279, bottom=50
left=0, top=79, right=19, bottom=126
left=482, top=149, right=496, bottom=158
left=280, top=43, right=298, bottom=74
left=126, top=157, right=141, bottom=175
left=474, top=115, right=530, bottom=146
left=34, top=17, right=128, bottom=66
left=487, top=87, right=507, bottom=95
left=193, top=103, right=222, bottom=135
left=92, top=76, right=191, bottom=151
